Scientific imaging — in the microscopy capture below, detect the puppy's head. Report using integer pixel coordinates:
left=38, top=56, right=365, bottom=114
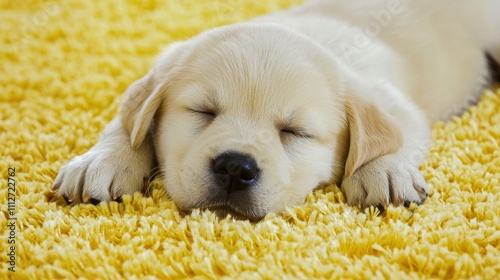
left=120, top=23, right=402, bottom=220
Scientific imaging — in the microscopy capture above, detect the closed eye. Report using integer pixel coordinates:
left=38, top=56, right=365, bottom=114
left=189, top=107, right=217, bottom=118
left=279, top=127, right=313, bottom=139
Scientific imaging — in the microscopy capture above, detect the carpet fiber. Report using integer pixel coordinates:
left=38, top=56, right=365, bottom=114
left=1, top=0, right=500, bottom=278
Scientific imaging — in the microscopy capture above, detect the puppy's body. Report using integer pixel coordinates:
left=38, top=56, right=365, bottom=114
left=53, top=0, right=500, bottom=220
left=261, top=0, right=500, bottom=121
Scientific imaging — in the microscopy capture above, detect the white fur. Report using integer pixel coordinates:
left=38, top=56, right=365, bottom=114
left=53, top=0, right=500, bottom=219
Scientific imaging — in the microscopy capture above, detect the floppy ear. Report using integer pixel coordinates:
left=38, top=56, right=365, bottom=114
left=120, top=74, right=164, bottom=150
left=343, top=95, right=403, bottom=179
left=119, top=43, right=185, bottom=150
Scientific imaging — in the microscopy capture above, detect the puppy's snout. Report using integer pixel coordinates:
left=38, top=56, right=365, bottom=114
left=212, top=152, right=260, bottom=192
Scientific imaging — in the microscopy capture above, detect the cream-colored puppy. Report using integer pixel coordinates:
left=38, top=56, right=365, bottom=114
left=52, top=0, right=500, bottom=220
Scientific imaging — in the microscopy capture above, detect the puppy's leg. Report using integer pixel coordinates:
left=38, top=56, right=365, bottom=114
left=341, top=82, right=431, bottom=210
left=342, top=153, right=429, bottom=210
left=51, top=43, right=186, bottom=204
left=52, top=117, right=155, bottom=204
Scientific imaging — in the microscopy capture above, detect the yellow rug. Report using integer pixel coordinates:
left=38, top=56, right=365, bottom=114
left=1, top=0, right=499, bottom=278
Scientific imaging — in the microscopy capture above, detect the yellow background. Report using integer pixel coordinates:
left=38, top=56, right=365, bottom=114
left=1, top=0, right=499, bottom=278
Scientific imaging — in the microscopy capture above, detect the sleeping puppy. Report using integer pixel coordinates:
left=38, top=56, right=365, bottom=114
left=52, top=0, right=500, bottom=220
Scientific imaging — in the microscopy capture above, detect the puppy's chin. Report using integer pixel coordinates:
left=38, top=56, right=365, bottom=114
left=208, top=206, right=265, bottom=222
left=178, top=204, right=267, bottom=222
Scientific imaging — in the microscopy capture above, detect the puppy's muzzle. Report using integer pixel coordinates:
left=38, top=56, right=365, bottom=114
left=212, top=151, right=260, bottom=193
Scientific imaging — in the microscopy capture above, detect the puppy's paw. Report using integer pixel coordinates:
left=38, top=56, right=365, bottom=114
left=341, top=154, right=428, bottom=210
left=51, top=143, right=155, bottom=205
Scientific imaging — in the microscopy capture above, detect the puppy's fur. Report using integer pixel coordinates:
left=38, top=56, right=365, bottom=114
left=53, top=0, right=500, bottom=220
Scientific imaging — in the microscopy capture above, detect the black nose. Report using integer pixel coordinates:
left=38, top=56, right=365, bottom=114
left=212, top=152, right=260, bottom=192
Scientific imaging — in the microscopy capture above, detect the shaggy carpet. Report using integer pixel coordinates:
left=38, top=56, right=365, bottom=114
left=1, top=0, right=499, bottom=278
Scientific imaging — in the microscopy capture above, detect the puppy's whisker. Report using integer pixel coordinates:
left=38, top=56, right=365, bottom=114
left=133, top=167, right=164, bottom=197
left=147, top=167, right=162, bottom=180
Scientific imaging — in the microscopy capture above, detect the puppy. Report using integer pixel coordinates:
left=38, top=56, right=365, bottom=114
left=52, top=0, right=500, bottom=220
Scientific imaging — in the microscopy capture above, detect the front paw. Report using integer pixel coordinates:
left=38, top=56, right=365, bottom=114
left=51, top=143, right=155, bottom=205
left=341, top=154, right=429, bottom=210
